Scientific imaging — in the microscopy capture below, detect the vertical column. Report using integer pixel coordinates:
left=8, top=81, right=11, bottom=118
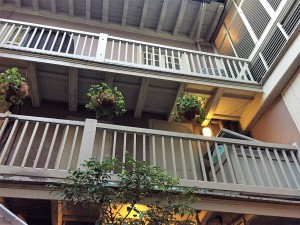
left=96, top=33, right=108, bottom=62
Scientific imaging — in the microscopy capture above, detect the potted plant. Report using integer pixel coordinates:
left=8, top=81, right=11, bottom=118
left=86, top=82, right=126, bottom=119
left=0, top=67, right=30, bottom=113
left=172, top=93, right=205, bottom=123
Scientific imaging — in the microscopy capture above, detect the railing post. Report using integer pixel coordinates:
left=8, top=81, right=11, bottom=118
left=295, top=142, right=300, bottom=162
left=77, top=119, right=97, bottom=168
left=96, top=33, right=108, bottom=62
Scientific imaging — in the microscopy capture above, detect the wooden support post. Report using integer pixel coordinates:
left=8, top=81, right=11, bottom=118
left=27, top=62, right=40, bottom=107
left=51, top=200, right=63, bottom=225
left=96, top=33, right=108, bottom=62
left=134, top=77, right=149, bottom=118
left=69, top=67, right=78, bottom=111
left=168, top=83, right=186, bottom=122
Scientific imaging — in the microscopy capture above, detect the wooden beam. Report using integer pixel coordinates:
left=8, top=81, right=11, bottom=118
left=121, top=0, right=129, bottom=26
left=139, top=0, right=149, bottom=29
left=105, top=72, right=114, bottom=87
left=157, top=0, right=169, bottom=33
left=173, top=0, right=188, bottom=36
left=32, top=0, right=39, bottom=11
left=205, top=4, right=224, bottom=42
left=202, top=88, right=224, bottom=126
left=69, top=67, right=78, bottom=111
left=50, top=0, right=57, bottom=14
left=15, top=0, right=22, bottom=8
left=168, top=83, right=186, bottom=122
left=68, top=0, right=74, bottom=17
left=102, top=0, right=109, bottom=23
left=134, top=77, right=149, bottom=118
left=27, top=62, right=40, bottom=107
left=86, top=0, right=91, bottom=20
left=199, top=211, right=214, bottom=224
left=189, top=3, right=204, bottom=38
left=195, top=3, right=206, bottom=42
left=51, top=201, right=63, bottom=225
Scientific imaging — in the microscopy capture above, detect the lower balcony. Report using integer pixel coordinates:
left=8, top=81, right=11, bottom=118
left=0, top=114, right=299, bottom=199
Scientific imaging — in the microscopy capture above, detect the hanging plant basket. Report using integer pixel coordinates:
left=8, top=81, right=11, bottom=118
left=172, top=93, right=206, bottom=123
left=86, top=82, right=126, bottom=119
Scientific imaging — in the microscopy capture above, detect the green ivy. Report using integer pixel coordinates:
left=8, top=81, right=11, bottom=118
left=86, top=82, right=126, bottom=119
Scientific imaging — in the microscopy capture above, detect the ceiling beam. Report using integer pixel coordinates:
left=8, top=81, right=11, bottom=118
left=51, top=201, right=62, bottom=225
left=173, top=0, right=188, bottom=36
left=157, top=0, right=169, bottom=33
left=199, top=211, right=214, bottom=224
left=0, top=0, right=4, bottom=5
left=195, top=3, right=206, bottom=42
left=32, top=0, right=39, bottom=11
left=134, top=77, right=149, bottom=118
left=121, top=0, right=129, bottom=26
left=68, top=0, right=74, bottom=17
left=50, top=0, right=56, bottom=14
left=139, top=0, right=149, bottom=29
left=205, top=4, right=224, bottom=42
left=69, top=67, right=78, bottom=111
left=168, top=83, right=186, bottom=122
left=189, top=3, right=204, bottom=38
left=27, top=62, right=40, bottom=107
left=15, top=0, right=22, bottom=8
left=201, top=88, right=224, bottom=126
left=102, top=0, right=109, bottom=23
left=105, top=72, right=114, bottom=87
left=86, top=0, right=91, bottom=20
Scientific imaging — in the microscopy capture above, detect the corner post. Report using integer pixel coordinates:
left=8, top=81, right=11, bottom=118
left=96, top=33, right=108, bottom=62
left=77, top=119, right=97, bottom=168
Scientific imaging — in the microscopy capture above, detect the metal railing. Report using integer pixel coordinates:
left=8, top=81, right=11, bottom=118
left=0, top=19, right=256, bottom=84
left=0, top=114, right=299, bottom=197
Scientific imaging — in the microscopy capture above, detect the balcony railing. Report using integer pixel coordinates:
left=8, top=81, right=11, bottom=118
left=0, top=19, right=256, bottom=84
left=0, top=114, right=299, bottom=197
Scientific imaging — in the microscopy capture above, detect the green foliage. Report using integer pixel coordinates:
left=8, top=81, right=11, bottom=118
left=0, top=67, right=28, bottom=107
left=86, top=82, right=126, bottom=119
left=172, top=93, right=206, bottom=123
left=54, top=153, right=200, bottom=225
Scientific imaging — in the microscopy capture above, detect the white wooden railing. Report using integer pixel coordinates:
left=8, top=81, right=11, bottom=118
left=0, top=19, right=256, bottom=84
left=0, top=114, right=299, bottom=197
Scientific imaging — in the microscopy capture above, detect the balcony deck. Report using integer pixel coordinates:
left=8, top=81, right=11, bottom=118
left=0, top=114, right=299, bottom=199
left=0, top=19, right=260, bottom=91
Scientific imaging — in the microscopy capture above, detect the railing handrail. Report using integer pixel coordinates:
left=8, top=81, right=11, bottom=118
left=0, top=113, right=85, bottom=126
left=0, top=18, right=251, bottom=63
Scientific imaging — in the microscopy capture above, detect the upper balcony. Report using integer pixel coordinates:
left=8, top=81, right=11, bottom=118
left=0, top=19, right=259, bottom=90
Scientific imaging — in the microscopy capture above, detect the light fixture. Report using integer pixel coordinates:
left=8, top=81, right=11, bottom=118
left=202, top=127, right=212, bottom=137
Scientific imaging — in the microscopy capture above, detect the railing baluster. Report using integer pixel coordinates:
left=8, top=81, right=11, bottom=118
left=139, top=44, right=142, bottom=64
left=88, top=36, right=94, bottom=57
left=0, top=23, right=8, bottom=40
left=249, top=146, right=265, bottom=186
left=165, top=49, right=169, bottom=69
left=290, top=151, right=300, bottom=176
left=49, top=30, right=59, bottom=51
left=21, top=122, right=39, bottom=167
left=110, top=39, right=114, bottom=60
left=125, top=41, right=128, bottom=62
left=152, top=135, right=156, bottom=166
left=81, top=35, right=88, bottom=56
left=122, top=132, right=127, bottom=168
left=197, top=141, right=207, bottom=181
left=223, top=143, right=236, bottom=184
left=133, top=133, right=136, bottom=160
left=132, top=43, right=135, bottom=63
left=238, top=61, right=245, bottom=80
left=9, top=121, right=29, bottom=166
left=170, top=137, right=177, bottom=178
left=282, top=149, right=300, bottom=188
left=226, top=59, right=235, bottom=78
left=158, top=48, right=162, bottom=68
left=177, top=51, right=182, bottom=70
left=180, top=138, right=187, bottom=179
left=189, top=140, right=197, bottom=180
left=41, top=29, right=52, bottom=50
left=54, top=125, right=69, bottom=170
left=171, top=50, right=176, bottom=70
left=10, top=25, right=23, bottom=46
left=67, top=126, right=79, bottom=169
left=1, top=24, right=15, bottom=45
left=232, top=144, right=246, bottom=184
left=232, top=60, right=240, bottom=79
left=220, top=58, right=229, bottom=78
left=274, top=148, right=292, bottom=188
left=33, top=123, right=50, bottom=168
left=145, top=45, right=148, bottom=66
left=215, top=57, right=222, bottom=76
left=240, top=145, right=255, bottom=185
left=201, top=55, right=208, bottom=75
left=99, top=129, right=107, bottom=162
left=142, top=134, right=146, bottom=161
left=190, top=53, right=196, bottom=73
left=162, top=136, right=167, bottom=170
left=257, top=147, right=274, bottom=186
left=196, top=54, right=202, bottom=74
left=0, top=118, right=9, bottom=139
left=33, top=28, right=45, bottom=49
left=266, top=148, right=283, bottom=187
left=57, top=31, right=66, bottom=53
left=112, top=131, right=117, bottom=159
left=206, top=141, right=217, bottom=182
left=215, top=142, right=227, bottom=183
left=44, top=124, right=59, bottom=169
left=208, top=56, right=215, bottom=76
left=152, top=46, right=155, bottom=66
left=117, top=40, right=121, bottom=61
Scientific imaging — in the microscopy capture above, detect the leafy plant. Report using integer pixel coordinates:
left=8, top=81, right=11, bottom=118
left=86, top=82, right=126, bottom=119
left=53, top=153, right=200, bottom=225
left=172, top=93, right=205, bottom=123
left=0, top=67, right=29, bottom=108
